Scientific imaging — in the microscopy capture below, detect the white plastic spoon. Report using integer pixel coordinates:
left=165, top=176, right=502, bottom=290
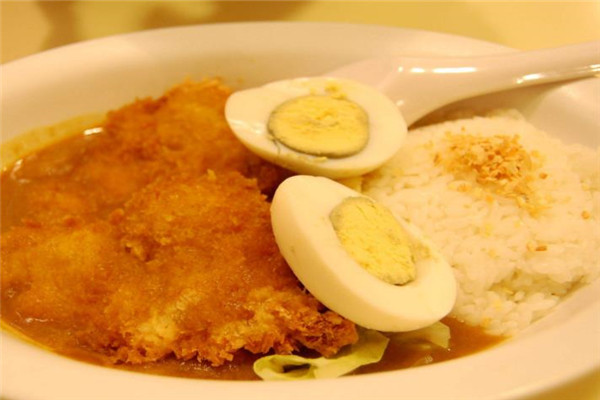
left=328, top=41, right=600, bottom=125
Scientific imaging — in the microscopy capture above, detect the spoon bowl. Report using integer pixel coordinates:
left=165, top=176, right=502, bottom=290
left=328, top=41, right=600, bottom=125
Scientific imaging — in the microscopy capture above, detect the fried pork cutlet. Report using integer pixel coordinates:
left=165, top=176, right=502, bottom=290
left=1, top=172, right=358, bottom=366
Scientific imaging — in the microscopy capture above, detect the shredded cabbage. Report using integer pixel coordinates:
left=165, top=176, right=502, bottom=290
left=253, top=329, right=389, bottom=380
left=252, top=322, right=451, bottom=381
left=389, top=321, right=451, bottom=349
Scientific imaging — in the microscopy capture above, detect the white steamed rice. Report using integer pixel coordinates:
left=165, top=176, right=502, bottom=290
left=362, top=110, right=600, bottom=336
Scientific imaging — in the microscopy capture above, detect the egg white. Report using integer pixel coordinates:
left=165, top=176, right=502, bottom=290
left=225, top=77, right=407, bottom=179
left=270, top=175, right=457, bottom=332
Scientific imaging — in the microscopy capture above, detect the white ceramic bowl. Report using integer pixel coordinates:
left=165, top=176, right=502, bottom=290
left=2, top=22, right=599, bottom=400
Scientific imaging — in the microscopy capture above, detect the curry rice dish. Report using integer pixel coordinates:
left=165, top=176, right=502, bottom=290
left=1, top=80, right=500, bottom=379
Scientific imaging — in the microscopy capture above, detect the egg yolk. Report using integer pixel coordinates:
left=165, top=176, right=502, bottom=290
left=267, top=95, right=369, bottom=158
left=329, top=196, right=416, bottom=285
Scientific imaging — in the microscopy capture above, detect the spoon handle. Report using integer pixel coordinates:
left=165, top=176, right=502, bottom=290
left=330, top=41, right=600, bottom=125
left=439, top=41, right=600, bottom=91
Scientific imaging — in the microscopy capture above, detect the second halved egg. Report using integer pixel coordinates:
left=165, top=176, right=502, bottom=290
left=270, top=175, right=457, bottom=332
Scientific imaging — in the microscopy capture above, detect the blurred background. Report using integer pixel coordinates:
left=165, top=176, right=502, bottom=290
left=2, top=1, right=600, bottom=63
left=1, top=1, right=599, bottom=399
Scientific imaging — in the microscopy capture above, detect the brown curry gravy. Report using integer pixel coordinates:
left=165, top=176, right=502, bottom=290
left=1, top=119, right=503, bottom=381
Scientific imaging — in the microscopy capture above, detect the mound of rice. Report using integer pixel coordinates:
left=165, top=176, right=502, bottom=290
left=362, top=111, right=600, bottom=336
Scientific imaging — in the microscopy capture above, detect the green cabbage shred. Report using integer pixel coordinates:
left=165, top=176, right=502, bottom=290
left=253, top=329, right=388, bottom=380
left=253, top=321, right=451, bottom=381
left=388, top=321, right=451, bottom=349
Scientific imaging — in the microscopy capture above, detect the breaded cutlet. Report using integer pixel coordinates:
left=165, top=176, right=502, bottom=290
left=0, top=80, right=357, bottom=367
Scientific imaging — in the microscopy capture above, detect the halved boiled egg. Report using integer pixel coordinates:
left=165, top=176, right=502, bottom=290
left=225, top=77, right=407, bottom=179
left=270, top=175, right=457, bottom=332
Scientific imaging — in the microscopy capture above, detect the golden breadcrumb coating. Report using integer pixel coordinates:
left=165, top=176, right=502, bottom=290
left=1, top=80, right=356, bottom=368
